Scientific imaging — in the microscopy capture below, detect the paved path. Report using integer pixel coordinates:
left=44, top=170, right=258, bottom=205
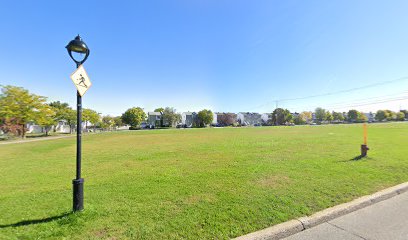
left=284, top=191, right=408, bottom=240
left=0, top=135, right=74, bottom=145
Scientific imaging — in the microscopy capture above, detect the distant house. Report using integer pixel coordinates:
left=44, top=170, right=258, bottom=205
left=364, top=112, right=376, bottom=122
left=26, top=122, right=43, bottom=134
left=148, top=112, right=162, bottom=128
left=212, top=112, right=220, bottom=125
left=261, top=113, right=272, bottom=125
left=237, top=112, right=262, bottom=126
left=181, top=112, right=197, bottom=127
left=291, top=112, right=300, bottom=119
left=214, top=112, right=237, bottom=126
left=55, top=120, right=71, bottom=133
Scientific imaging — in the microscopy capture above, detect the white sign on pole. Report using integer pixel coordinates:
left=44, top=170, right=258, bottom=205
left=70, top=65, right=92, bottom=96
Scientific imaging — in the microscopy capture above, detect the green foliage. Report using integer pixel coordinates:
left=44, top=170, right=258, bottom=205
left=36, top=105, right=56, bottom=136
left=82, top=109, right=100, bottom=128
left=375, top=110, right=386, bottom=121
left=385, top=110, right=396, bottom=121
left=293, top=115, right=306, bottom=125
left=101, top=115, right=115, bottom=130
left=314, top=107, right=326, bottom=122
left=347, top=109, right=358, bottom=122
left=357, top=112, right=368, bottom=122
left=396, top=112, right=405, bottom=121
left=0, top=85, right=49, bottom=138
left=121, top=107, right=146, bottom=127
left=162, top=107, right=181, bottom=127
left=272, top=108, right=292, bottom=125
left=154, top=107, right=164, bottom=113
left=197, top=109, right=213, bottom=127
left=332, top=111, right=345, bottom=122
left=325, top=111, right=333, bottom=122
left=113, top=116, right=123, bottom=127
left=299, top=111, right=313, bottom=124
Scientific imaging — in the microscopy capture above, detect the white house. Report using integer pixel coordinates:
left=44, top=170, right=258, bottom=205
left=237, top=112, right=262, bottom=126
left=148, top=112, right=162, bottom=128
left=55, top=120, right=71, bottom=133
left=181, top=112, right=197, bottom=127
left=364, top=112, right=376, bottom=122
left=261, top=113, right=272, bottom=124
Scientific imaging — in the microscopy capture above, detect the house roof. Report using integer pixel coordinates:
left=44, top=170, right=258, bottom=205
left=183, top=112, right=196, bottom=115
left=148, top=112, right=162, bottom=115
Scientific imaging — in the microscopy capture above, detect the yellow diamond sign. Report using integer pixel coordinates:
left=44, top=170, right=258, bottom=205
left=70, top=65, right=92, bottom=96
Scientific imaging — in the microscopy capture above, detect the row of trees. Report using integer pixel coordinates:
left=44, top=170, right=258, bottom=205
left=120, top=107, right=214, bottom=128
left=2, top=85, right=407, bottom=138
left=0, top=85, right=122, bottom=138
left=271, top=107, right=407, bottom=126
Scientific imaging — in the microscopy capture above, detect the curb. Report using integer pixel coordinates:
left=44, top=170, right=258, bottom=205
left=234, top=182, right=408, bottom=240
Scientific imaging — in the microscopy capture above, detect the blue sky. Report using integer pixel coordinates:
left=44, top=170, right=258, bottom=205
left=1, top=1, right=408, bottom=115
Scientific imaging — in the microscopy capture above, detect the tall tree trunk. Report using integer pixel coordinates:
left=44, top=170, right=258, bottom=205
left=22, top=124, right=26, bottom=139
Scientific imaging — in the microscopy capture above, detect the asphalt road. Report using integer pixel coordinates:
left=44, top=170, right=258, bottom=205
left=284, top=191, right=408, bottom=240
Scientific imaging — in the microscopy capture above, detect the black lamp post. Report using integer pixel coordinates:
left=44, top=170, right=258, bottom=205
left=66, top=35, right=90, bottom=212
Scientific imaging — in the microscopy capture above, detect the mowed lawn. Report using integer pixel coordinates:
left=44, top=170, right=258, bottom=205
left=1, top=123, right=408, bottom=239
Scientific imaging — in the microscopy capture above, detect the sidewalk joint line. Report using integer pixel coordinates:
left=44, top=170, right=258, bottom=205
left=327, top=221, right=368, bottom=240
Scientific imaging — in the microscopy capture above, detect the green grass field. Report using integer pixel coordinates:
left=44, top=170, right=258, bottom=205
left=1, top=123, right=408, bottom=239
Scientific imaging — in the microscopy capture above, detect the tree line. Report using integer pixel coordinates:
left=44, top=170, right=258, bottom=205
left=271, top=107, right=407, bottom=126
left=1, top=85, right=407, bottom=138
left=0, top=85, right=121, bottom=138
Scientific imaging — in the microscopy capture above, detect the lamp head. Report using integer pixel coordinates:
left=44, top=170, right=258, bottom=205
left=66, top=35, right=90, bottom=65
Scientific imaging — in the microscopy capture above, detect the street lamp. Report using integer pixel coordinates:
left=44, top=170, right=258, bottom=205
left=66, top=35, right=90, bottom=211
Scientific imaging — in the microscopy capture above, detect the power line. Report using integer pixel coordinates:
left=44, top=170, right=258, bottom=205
left=247, top=76, right=408, bottom=111
left=285, top=91, right=408, bottom=110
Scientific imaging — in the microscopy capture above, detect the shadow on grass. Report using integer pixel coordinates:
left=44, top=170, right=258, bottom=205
left=337, top=155, right=370, bottom=162
left=0, top=212, right=71, bottom=228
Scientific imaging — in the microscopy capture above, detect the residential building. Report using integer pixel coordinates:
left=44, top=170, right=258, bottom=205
left=148, top=112, right=162, bottom=128
left=261, top=113, right=272, bottom=125
left=181, top=112, right=197, bottom=127
left=237, top=112, right=262, bottom=126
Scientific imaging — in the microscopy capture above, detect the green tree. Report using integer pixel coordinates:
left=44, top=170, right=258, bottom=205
left=36, top=106, right=56, bottom=136
left=401, top=110, right=408, bottom=119
left=83, top=108, right=100, bottom=130
left=332, top=111, right=345, bottom=122
left=314, top=107, right=326, bottom=123
left=101, top=115, right=115, bottom=130
left=154, top=107, right=164, bottom=112
left=113, top=116, right=123, bottom=128
left=197, top=109, right=213, bottom=127
left=357, top=112, right=368, bottom=122
left=272, top=108, right=292, bottom=125
left=293, top=115, right=306, bottom=125
left=121, top=107, right=146, bottom=128
left=375, top=110, right=387, bottom=121
left=162, top=107, right=181, bottom=127
left=396, top=112, right=405, bottom=121
left=0, top=85, right=49, bottom=138
left=299, top=111, right=313, bottom=124
left=325, top=111, right=333, bottom=123
left=347, top=109, right=358, bottom=122
left=384, top=110, right=395, bottom=121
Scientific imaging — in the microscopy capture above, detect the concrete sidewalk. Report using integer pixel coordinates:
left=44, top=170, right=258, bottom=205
left=284, top=191, right=408, bottom=240
left=0, top=135, right=74, bottom=145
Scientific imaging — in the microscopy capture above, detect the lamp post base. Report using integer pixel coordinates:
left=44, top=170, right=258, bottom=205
left=72, top=178, right=84, bottom=212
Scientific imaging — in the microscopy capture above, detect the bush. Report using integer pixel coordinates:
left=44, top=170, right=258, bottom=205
left=129, top=126, right=141, bottom=130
